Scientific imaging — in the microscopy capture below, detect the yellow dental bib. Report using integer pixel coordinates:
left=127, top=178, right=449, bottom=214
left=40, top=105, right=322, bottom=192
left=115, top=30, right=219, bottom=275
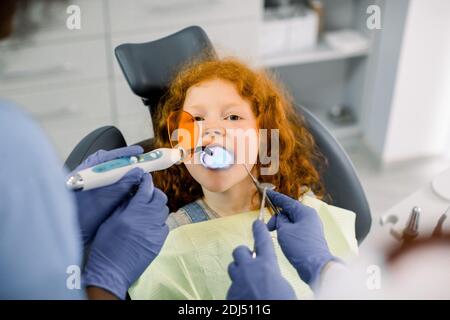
left=129, top=195, right=358, bottom=299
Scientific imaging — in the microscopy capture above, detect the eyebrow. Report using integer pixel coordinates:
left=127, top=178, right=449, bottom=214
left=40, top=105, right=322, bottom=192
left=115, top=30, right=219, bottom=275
left=184, top=103, right=242, bottom=109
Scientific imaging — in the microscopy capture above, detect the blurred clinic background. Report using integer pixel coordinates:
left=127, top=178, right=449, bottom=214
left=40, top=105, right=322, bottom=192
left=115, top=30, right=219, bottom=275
left=1, top=0, right=450, bottom=219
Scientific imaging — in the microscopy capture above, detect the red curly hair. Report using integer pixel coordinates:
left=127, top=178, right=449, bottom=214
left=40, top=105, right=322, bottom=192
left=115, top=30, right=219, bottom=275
left=152, top=56, right=326, bottom=212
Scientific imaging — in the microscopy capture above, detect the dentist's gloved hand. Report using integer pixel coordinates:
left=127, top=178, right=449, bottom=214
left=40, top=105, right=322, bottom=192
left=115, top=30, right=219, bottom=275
left=83, top=173, right=169, bottom=300
left=71, top=145, right=145, bottom=247
left=266, top=190, right=336, bottom=288
left=227, top=220, right=297, bottom=300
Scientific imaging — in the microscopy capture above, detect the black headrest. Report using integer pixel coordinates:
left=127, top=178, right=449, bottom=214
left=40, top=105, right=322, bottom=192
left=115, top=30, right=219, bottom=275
left=115, top=26, right=216, bottom=110
left=64, top=126, right=127, bottom=171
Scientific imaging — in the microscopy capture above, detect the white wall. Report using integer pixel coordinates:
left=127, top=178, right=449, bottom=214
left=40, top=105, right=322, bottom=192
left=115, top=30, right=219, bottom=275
left=0, top=0, right=262, bottom=160
left=361, top=0, right=409, bottom=160
left=383, top=0, right=450, bottom=163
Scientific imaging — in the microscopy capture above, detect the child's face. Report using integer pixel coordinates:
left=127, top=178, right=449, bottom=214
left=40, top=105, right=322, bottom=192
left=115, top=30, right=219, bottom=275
left=182, top=78, right=259, bottom=193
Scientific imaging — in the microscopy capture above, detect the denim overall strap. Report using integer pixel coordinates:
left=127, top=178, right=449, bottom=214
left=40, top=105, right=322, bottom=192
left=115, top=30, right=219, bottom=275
left=182, top=201, right=210, bottom=223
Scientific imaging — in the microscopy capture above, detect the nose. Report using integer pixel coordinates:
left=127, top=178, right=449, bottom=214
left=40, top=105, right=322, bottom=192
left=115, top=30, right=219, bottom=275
left=204, top=127, right=225, bottom=137
left=199, top=126, right=225, bottom=149
left=202, top=127, right=226, bottom=145
left=202, top=120, right=226, bottom=140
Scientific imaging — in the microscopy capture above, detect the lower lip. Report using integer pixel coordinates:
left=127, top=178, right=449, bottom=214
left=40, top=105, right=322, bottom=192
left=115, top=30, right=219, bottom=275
left=206, top=164, right=233, bottom=171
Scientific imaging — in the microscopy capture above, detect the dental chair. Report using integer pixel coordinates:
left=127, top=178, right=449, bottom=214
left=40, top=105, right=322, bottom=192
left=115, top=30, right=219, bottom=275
left=64, top=26, right=371, bottom=243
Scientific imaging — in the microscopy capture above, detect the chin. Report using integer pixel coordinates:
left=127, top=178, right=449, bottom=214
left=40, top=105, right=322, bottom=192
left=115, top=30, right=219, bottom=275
left=202, top=183, right=232, bottom=193
left=188, top=164, right=245, bottom=193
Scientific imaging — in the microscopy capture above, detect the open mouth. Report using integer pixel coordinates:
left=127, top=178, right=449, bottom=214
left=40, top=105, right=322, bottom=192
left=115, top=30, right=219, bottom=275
left=200, top=144, right=235, bottom=170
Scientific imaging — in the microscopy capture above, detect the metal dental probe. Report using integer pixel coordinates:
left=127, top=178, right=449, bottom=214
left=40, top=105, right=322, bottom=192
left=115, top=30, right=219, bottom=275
left=252, top=185, right=268, bottom=258
left=243, top=164, right=281, bottom=216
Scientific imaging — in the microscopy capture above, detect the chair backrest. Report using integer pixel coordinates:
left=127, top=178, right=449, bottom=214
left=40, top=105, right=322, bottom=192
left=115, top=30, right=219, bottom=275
left=299, top=107, right=371, bottom=242
left=66, top=25, right=372, bottom=242
left=64, top=126, right=127, bottom=171
left=115, top=25, right=216, bottom=120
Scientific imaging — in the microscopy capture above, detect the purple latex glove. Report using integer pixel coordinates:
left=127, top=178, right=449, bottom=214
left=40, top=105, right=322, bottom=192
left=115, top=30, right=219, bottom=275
left=266, top=190, right=336, bottom=288
left=83, top=173, right=169, bottom=299
left=227, top=220, right=297, bottom=300
left=71, top=145, right=145, bottom=247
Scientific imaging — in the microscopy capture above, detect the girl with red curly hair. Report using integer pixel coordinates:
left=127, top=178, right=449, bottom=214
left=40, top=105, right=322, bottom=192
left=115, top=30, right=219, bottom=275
left=152, top=57, right=326, bottom=226
left=129, top=56, right=359, bottom=300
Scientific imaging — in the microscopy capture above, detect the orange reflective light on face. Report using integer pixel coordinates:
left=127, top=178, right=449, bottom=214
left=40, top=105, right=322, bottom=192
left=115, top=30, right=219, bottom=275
left=167, top=110, right=199, bottom=159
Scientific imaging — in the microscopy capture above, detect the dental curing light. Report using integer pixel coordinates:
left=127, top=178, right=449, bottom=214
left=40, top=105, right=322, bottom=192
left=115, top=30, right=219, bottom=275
left=66, top=147, right=186, bottom=191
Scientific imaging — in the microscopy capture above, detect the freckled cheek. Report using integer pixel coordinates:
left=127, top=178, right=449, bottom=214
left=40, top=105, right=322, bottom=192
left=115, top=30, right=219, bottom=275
left=184, top=163, right=206, bottom=181
left=228, top=129, right=259, bottom=165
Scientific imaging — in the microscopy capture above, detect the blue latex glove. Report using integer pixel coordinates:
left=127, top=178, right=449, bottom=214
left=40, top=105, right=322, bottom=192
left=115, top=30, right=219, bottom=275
left=82, top=173, right=169, bottom=299
left=266, top=190, right=336, bottom=288
left=227, top=220, right=297, bottom=300
left=71, top=146, right=145, bottom=247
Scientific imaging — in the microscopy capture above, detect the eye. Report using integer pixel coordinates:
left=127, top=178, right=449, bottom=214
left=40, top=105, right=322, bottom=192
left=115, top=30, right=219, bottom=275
left=224, top=114, right=242, bottom=121
left=193, top=116, right=205, bottom=121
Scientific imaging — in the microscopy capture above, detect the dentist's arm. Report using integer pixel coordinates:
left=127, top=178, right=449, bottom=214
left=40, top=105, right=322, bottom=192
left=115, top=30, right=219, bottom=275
left=227, top=220, right=297, bottom=300
left=71, top=146, right=147, bottom=248
left=73, top=147, right=170, bottom=299
left=266, top=190, right=340, bottom=290
left=83, top=173, right=170, bottom=300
